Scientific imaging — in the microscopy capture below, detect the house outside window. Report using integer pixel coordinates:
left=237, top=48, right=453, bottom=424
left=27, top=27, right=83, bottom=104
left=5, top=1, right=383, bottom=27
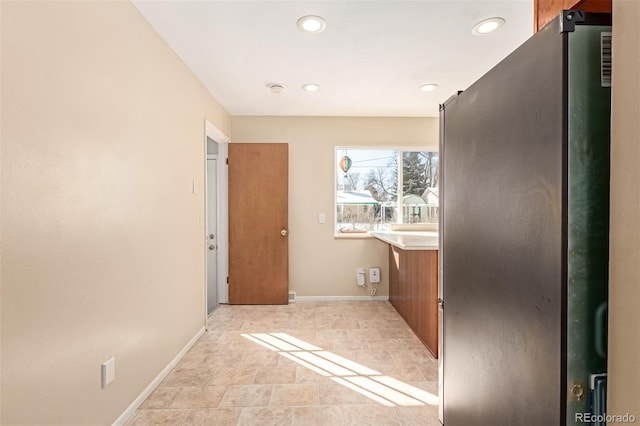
left=335, top=147, right=439, bottom=235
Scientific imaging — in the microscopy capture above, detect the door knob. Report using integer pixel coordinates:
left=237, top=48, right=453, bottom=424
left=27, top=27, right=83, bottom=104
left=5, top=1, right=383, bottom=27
left=209, top=244, right=216, bottom=250
left=209, top=234, right=215, bottom=240
left=280, top=229, right=288, bottom=236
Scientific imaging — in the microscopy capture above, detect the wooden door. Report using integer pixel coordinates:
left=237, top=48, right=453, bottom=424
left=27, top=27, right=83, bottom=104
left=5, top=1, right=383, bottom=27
left=228, top=143, right=288, bottom=304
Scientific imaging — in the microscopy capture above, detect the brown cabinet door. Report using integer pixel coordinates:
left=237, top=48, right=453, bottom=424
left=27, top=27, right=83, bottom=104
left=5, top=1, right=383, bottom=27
left=228, top=143, right=288, bottom=304
left=389, top=246, right=439, bottom=358
left=535, top=0, right=611, bottom=33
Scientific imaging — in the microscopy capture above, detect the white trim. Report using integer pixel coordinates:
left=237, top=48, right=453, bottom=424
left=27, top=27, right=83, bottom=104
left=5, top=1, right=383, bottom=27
left=112, top=327, right=205, bottom=426
left=205, top=121, right=230, bottom=144
left=294, top=295, right=390, bottom=302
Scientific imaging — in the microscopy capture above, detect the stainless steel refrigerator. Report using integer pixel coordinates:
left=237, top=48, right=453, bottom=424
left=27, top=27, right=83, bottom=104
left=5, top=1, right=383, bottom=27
left=439, top=11, right=611, bottom=426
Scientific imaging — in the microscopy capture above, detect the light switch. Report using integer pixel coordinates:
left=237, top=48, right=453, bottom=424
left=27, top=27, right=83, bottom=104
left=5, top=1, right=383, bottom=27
left=101, top=357, right=115, bottom=388
left=318, top=213, right=326, bottom=224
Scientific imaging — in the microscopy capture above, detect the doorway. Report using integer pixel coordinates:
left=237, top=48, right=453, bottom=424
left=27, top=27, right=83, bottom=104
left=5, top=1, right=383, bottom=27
left=205, top=121, right=229, bottom=318
left=206, top=156, right=218, bottom=313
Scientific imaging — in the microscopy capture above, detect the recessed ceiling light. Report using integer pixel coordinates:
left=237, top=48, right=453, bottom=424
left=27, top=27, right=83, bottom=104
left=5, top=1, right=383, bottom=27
left=297, top=15, right=327, bottom=33
left=269, top=84, right=285, bottom=94
left=472, top=17, right=505, bottom=35
left=302, top=83, right=319, bottom=92
left=418, top=84, right=439, bottom=92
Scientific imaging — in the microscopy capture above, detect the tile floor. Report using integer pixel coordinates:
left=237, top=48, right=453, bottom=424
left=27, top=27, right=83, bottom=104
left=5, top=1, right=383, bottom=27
left=126, top=301, right=440, bottom=425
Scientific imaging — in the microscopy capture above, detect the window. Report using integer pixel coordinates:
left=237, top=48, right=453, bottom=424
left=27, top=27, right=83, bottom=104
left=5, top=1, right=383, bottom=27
left=335, top=147, right=439, bottom=235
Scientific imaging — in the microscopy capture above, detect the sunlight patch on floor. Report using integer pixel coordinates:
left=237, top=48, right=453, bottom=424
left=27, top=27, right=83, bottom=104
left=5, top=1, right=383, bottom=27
left=241, top=332, right=439, bottom=407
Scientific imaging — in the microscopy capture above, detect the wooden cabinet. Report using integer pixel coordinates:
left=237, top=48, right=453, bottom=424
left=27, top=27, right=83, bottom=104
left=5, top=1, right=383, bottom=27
left=534, top=0, right=612, bottom=33
left=388, top=246, right=439, bottom=358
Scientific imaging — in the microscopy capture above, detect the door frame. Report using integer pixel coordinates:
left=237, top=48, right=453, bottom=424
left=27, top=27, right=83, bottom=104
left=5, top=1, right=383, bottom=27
left=204, top=120, right=230, bottom=325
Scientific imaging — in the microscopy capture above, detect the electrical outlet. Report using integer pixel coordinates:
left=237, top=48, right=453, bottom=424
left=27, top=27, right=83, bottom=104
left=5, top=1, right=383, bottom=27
left=369, top=287, right=377, bottom=296
left=356, top=268, right=366, bottom=287
left=369, top=267, right=381, bottom=283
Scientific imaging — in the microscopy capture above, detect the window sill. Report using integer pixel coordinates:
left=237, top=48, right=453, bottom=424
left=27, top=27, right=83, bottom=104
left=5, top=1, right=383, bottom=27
left=334, top=232, right=374, bottom=239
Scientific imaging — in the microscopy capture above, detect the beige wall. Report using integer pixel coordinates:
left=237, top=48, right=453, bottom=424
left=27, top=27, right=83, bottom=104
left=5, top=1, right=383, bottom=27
left=231, top=116, right=438, bottom=298
left=608, top=0, right=640, bottom=419
left=0, top=1, right=229, bottom=424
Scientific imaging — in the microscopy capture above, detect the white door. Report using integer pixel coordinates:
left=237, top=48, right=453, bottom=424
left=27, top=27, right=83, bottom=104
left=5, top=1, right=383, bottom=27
left=207, top=159, right=218, bottom=313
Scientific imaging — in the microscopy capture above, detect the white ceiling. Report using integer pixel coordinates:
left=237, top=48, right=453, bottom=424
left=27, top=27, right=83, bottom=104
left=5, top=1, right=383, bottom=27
left=132, top=1, right=533, bottom=117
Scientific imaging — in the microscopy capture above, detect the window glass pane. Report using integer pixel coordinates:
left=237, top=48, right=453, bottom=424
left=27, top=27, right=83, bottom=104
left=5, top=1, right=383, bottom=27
left=207, top=137, right=218, bottom=154
left=402, top=151, right=439, bottom=224
left=335, top=148, right=438, bottom=235
left=336, top=149, right=397, bottom=233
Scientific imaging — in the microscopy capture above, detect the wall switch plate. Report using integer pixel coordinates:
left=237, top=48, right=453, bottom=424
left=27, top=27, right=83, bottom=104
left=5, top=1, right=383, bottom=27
left=101, top=357, right=115, bottom=388
left=318, top=213, right=326, bottom=224
left=369, top=267, right=381, bottom=283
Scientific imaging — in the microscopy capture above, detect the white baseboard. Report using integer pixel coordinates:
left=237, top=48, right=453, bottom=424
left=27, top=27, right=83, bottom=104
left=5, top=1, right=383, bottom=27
left=112, top=326, right=205, bottom=426
left=294, top=295, right=389, bottom=302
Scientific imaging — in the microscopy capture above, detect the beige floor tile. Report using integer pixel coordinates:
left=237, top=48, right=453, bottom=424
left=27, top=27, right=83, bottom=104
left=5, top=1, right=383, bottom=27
left=415, top=362, right=438, bottom=381
left=204, top=353, right=244, bottom=369
left=254, top=366, right=297, bottom=384
left=168, top=386, right=226, bottom=408
left=333, top=339, right=369, bottom=352
left=277, top=329, right=318, bottom=343
left=412, top=381, right=439, bottom=396
left=316, top=317, right=334, bottom=329
left=376, top=366, right=427, bottom=382
left=209, top=367, right=256, bottom=385
left=177, top=353, right=209, bottom=369
left=237, top=406, right=293, bottom=426
left=183, top=408, right=242, bottom=425
left=277, top=353, right=301, bottom=368
left=239, top=351, right=281, bottom=368
left=295, top=366, right=333, bottom=384
left=219, top=384, right=273, bottom=407
left=296, top=319, right=319, bottom=329
left=226, top=338, right=273, bottom=354
left=347, top=328, right=383, bottom=340
left=342, top=405, right=401, bottom=425
left=140, top=387, right=181, bottom=409
left=160, top=368, right=211, bottom=387
left=317, top=329, right=350, bottom=340
left=292, top=405, right=344, bottom=426
left=125, top=409, right=188, bottom=426
left=353, top=350, right=396, bottom=366
left=395, top=405, right=441, bottom=426
left=213, top=320, right=245, bottom=330
left=331, top=318, right=362, bottom=329
left=389, top=349, right=433, bottom=365
left=358, top=319, right=406, bottom=329
left=318, top=382, right=368, bottom=405
left=316, top=311, right=344, bottom=321
left=269, top=384, right=318, bottom=406
left=378, top=328, right=414, bottom=338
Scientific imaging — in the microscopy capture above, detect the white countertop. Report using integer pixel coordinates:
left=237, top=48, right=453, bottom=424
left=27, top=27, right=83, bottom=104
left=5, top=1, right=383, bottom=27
left=369, top=231, right=439, bottom=251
